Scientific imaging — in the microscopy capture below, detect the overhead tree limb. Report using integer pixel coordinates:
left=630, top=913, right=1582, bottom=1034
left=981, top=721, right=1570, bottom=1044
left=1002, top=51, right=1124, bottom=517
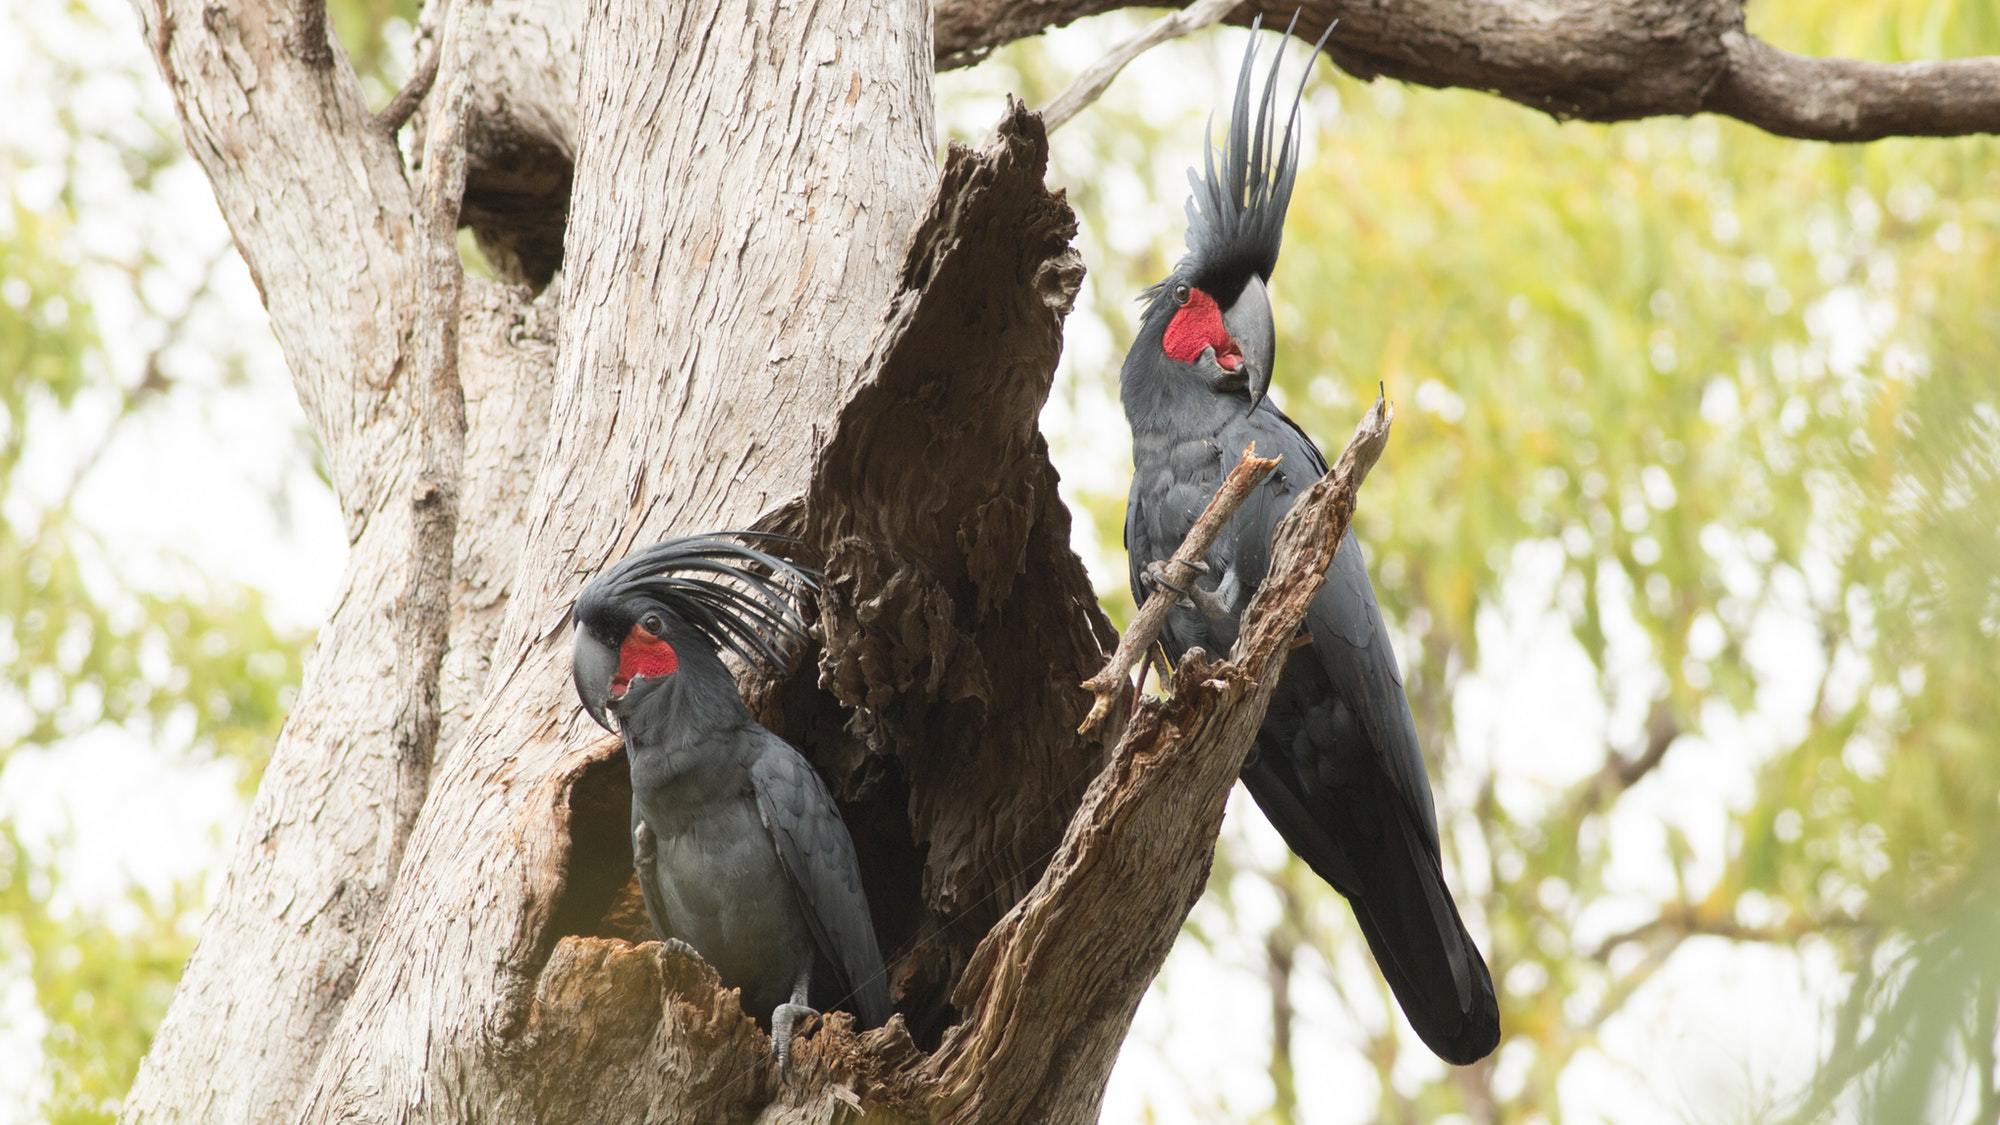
left=1709, top=32, right=2000, bottom=141
left=936, top=0, right=2000, bottom=140
left=436, top=0, right=2000, bottom=289
left=435, top=0, right=1999, bottom=286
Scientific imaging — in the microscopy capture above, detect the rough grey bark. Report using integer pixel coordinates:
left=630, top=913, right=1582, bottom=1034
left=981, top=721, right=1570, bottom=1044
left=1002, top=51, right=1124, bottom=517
left=292, top=0, right=940, bottom=1113
left=122, top=0, right=517, bottom=1118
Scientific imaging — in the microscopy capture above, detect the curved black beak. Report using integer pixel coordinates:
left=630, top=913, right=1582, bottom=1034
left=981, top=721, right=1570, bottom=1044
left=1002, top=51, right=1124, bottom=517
left=572, top=626, right=618, bottom=732
left=1223, top=273, right=1276, bottom=409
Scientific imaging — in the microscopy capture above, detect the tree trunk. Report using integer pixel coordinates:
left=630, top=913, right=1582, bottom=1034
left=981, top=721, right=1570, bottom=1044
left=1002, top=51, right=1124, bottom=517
left=120, top=0, right=2000, bottom=1119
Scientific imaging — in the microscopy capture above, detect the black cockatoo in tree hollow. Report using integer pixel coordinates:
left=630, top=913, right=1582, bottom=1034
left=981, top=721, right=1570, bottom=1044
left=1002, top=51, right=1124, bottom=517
left=1119, top=23, right=1500, bottom=1064
left=571, top=534, right=889, bottom=1074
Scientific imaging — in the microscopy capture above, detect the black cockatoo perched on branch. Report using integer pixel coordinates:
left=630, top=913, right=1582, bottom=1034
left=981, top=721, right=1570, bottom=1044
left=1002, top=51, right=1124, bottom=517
left=1119, top=24, right=1501, bottom=1064
left=571, top=534, right=889, bottom=1073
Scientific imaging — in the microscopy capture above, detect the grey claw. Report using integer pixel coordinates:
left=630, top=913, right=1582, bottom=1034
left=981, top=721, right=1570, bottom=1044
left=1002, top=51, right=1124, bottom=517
left=1187, top=584, right=1232, bottom=620
left=660, top=936, right=702, bottom=962
left=1145, top=559, right=1231, bottom=621
left=771, top=1002, right=819, bottom=1079
left=1142, top=559, right=1207, bottom=600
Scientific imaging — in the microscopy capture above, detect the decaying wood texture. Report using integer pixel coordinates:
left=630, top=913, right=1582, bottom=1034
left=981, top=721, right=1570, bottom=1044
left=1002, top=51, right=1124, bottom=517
left=800, top=97, right=1116, bottom=1043
left=1078, top=446, right=1279, bottom=736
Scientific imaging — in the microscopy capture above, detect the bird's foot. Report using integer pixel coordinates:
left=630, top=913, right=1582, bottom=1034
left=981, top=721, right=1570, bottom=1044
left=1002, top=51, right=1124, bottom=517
left=633, top=822, right=657, bottom=868
left=1141, top=558, right=1205, bottom=600
left=771, top=1002, right=820, bottom=1079
left=1145, top=560, right=1231, bottom=620
left=1186, top=585, right=1231, bottom=621
left=658, top=937, right=702, bottom=963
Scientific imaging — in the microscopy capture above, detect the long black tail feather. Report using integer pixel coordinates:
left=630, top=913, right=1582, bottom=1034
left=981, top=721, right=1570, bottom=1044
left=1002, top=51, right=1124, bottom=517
left=1346, top=806, right=1501, bottom=1065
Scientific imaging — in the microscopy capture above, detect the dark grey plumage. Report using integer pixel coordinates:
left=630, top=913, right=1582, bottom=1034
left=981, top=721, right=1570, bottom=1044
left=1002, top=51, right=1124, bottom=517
left=572, top=534, right=888, bottom=1072
left=1119, top=24, right=1500, bottom=1065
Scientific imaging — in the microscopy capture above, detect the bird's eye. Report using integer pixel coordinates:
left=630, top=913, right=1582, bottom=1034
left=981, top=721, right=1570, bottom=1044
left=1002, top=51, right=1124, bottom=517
left=640, top=613, right=664, bottom=636
left=1173, top=284, right=1192, bottom=306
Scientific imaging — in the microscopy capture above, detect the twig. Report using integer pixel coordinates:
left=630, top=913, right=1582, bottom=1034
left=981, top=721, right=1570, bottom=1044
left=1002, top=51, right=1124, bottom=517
left=1040, top=0, right=1242, bottom=133
left=375, top=32, right=443, bottom=136
left=1568, top=696, right=1681, bottom=820
left=1587, top=903, right=1877, bottom=962
left=1227, top=390, right=1392, bottom=663
left=1078, top=445, right=1278, bottom=735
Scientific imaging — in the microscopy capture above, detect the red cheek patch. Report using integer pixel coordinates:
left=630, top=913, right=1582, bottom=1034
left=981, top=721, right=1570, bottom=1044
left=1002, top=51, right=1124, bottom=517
left=612, top=628, right=678, bottom=698
left=1163, top=288, right=1237, bottom=365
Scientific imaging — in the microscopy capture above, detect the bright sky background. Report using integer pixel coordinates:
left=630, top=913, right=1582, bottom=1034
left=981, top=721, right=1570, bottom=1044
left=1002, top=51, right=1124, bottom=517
left=0, top=2, right=1921, bottom=1121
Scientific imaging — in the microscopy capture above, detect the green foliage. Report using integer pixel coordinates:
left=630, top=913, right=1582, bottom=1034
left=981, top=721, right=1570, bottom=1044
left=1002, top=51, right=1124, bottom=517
left=327, top=0, right=420, bottom=92
left=1, top=3, right=314, bottom=1118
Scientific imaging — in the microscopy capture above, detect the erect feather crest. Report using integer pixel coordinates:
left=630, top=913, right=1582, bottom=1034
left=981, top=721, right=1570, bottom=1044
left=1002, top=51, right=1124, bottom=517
left=576, top=533, right=818, bottom=670
left=1175, top=15, right=1334, bottom=291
